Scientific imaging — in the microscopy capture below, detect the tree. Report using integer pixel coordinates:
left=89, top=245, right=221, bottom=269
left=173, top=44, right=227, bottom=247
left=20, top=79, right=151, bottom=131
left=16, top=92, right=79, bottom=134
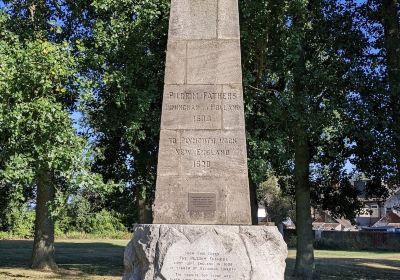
left=349, top=0, right=400, bottom=199
left=258, top=175, right=295, bottom=226
left=73, top=0, right=170, bottom=225
left=240, top=0, right=368, bottom=278
left=0, top=26, right=77, bottom=269
left=0, top=5, right=114, bottom=269
left=381, top=0, right=400, bottom=185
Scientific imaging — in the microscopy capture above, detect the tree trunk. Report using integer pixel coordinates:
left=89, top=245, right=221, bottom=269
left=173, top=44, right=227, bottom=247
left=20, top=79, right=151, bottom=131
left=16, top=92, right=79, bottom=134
left=249, top=175, right=259, bottom=225
left=31, top=170, right=57, bottom=270
left=138, top=197, right=153, bottom=224
left=382, top=0, right=400, bottom=181
left=293, top=123, right=315, bottom=279
left=292, top=11, right=315, bottom=277
left=136, top=185, right=153, bottom=224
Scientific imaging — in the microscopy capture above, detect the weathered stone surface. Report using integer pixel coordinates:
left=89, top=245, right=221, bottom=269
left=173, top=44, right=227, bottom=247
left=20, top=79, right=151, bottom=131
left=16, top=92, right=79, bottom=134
left=157, top=130, right=248, bottom=177
left=161, top=85, right=224, bottom=129
left=164, top=41, right=187, bottom=85
left=218, top=0, right=240, bottom=39
left=157, top=130, right=248, bottom=176
left=169, top=0, right=217, bottom=40
left=161, top=84, right=246, bottom=130
left=123, top=225, right=287, bottom=280
left=153, top=175, right=251, bottom=224
left=187, top=40, right=242, bottom=85
left=222, top=84, right=245, bottom=129
left=154, top=0, right=250, bottom=225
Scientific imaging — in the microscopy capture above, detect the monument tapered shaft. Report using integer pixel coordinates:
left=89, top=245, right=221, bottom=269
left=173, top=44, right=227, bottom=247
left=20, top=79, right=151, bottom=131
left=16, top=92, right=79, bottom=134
left=153, top=0, right=252, bottom=225
left=124, top=2, right=288, bottom=279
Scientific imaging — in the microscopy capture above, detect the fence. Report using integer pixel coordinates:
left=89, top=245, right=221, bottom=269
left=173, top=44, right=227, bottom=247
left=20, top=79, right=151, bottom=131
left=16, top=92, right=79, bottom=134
left=284, top=229, right=400, bottom=251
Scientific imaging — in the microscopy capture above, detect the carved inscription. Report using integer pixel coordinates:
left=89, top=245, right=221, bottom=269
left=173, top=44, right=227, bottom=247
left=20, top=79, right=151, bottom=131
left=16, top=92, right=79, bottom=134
left=168, top=91, right=237, bottom=100
left=164, top=90, right=242, bottom=125
left=168, top=135, right=243, bottom=172
left=189, top=193, right=216, bottom=212
left=153, top=0, right=252, bottom=224
left=170, top=251, right=236, bottom=280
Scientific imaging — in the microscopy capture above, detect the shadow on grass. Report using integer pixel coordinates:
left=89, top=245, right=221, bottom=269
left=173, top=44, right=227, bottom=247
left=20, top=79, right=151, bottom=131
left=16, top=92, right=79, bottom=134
left=285, top=256, right=400, bottom=280
left=0, top=271, right=31, bottom=278
left=0, top=240, right=127, bottom=277
left=3, top=241, right=399, bottom=279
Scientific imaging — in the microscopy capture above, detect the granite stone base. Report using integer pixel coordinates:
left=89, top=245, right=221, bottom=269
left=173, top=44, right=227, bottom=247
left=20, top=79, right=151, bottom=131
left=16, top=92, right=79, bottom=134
left=123, top=224, right=287, bottom=280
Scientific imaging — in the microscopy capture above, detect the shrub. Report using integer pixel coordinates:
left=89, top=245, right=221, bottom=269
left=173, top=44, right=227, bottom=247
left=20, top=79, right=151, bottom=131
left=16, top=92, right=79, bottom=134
left=0, top=231, right=11, bottom=239
left=5, top=205, right=35, bottom=238
left=2, top=195, right=128, bottom=239
left=89, top=210, right=126, bottom=235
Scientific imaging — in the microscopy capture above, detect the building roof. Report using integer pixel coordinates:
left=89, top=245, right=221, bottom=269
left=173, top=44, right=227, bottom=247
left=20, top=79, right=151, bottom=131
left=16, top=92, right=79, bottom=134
left=373, top=212, right=400, bottom=227
left=336, top=218, right=354, bottom=229
left=314, top=211, right=337, bottom=223
left=385, top=189, right=400, bottom=210
left=313, top=222, right=341, bottom=230
left=314, top=211, right=355, bottom=230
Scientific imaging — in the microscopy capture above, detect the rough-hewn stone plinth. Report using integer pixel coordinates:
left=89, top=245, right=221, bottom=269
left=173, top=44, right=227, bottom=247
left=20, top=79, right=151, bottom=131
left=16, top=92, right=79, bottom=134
left=123, top=225, right=287, bottom=280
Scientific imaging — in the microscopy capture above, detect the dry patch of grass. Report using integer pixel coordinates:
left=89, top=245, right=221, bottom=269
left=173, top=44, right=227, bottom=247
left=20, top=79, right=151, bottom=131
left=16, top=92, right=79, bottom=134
left=0, top=268, right=120, bottom=280
left=0, top=239, right=129, bottom=280
left=286, top=249, right=400, bottom=280
left=1, top=239, right=399, bottom=279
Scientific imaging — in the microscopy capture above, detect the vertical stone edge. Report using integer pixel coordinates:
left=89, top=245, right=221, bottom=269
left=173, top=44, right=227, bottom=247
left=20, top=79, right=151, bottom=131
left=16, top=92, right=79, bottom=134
left=218, top=0, right=240, bottom=39
left=164, top=41, right=187, bottom=85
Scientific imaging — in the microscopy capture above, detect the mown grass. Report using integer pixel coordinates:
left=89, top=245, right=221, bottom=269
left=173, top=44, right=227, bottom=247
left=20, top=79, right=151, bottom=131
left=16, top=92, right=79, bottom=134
left=0, top=239, right=399, bottom=279
left=0, top=239, right=129, bottom=280
left=286, top=249, right=400, bottom=279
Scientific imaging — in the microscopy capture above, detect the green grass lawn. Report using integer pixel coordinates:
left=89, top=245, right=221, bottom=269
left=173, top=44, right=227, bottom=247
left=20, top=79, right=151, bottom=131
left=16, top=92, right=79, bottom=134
left=0, top=239, right=399, bottom=279
left=0, top=239, right=129, bottom=280
left=286, top=249, right=400, bottom=280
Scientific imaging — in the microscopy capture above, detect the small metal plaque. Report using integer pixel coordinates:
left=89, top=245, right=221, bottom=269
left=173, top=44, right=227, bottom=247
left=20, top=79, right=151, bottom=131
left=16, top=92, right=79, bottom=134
left=188, top=193, right=216, bottom=212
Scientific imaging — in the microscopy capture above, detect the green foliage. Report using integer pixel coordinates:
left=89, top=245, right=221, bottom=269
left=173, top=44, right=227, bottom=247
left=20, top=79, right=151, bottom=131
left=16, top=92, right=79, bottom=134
left=0, top=11, right=84, bottom=178
left=258, top=175, right=295, bottom=223
left=2, top=205, right=35, bottom=238
left=0, top=232, right=12, bottom=240
left=54, top=230, right=130, bottom=240
left=0, top=8, right=120, bottom=239
left=74, top=0, right=170, bottom=224
left=312, top=177, right=363, bottom=223
left=54, top=194, right=125, bottom=235
left=88, top=210, right=126, bottom=234
left=240, top=0, right=370, bottom=219
left=348, top=0, right=400, bottom=194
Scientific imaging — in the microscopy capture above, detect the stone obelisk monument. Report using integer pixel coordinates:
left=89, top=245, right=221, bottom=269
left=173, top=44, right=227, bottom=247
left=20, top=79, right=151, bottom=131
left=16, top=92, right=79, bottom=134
left=154, top=0, right=251, bottom=225
left=123, top=1, right=287, bottom=279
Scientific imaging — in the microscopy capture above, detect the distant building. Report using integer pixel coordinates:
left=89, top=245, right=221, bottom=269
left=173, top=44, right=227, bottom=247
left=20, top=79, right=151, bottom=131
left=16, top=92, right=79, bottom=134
left=384, top=189, right=400, bottom=214
left=257, top=204, right=266, bottom=224
left=312, top=210, right=356, bottom=231
left=282, top=217, right=296, bottom=230
left=372, top=212, right=400, bottom=229
left=354, top=180, right=400, bottom=227
left=357, top=201, right=385, bottom=226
